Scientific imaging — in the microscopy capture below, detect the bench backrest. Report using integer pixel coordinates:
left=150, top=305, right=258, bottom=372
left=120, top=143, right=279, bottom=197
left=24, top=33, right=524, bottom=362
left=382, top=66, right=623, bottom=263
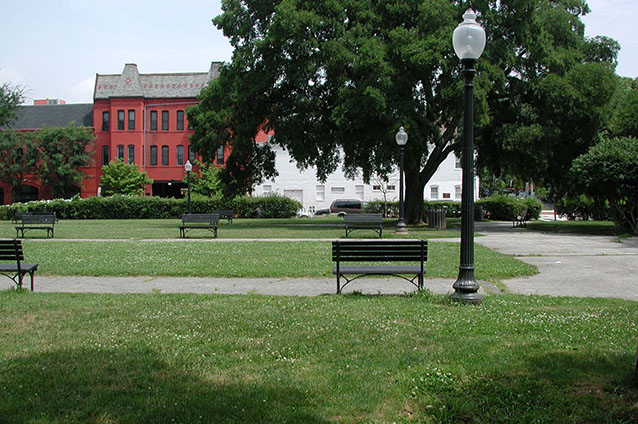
left=332, top=240, right=427, bottom=262
left=343, top=213, right=383, bottom=224
left=182, top=213, right=220, bottom=224
left=21, top=214, right=56, bottom=224
left=212, top=209, right=234, bottom=218
left=0, top=239, right=24, bottom=261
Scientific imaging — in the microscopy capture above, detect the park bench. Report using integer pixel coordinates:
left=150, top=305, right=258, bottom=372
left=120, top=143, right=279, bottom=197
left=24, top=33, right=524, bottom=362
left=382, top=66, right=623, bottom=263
left=15, top=213, right=57, bottom=238
left=212, top=209, right=235, bottom=224
left=343, top=213, right=384, bottom=238
left=0, top=239, right=38, bottom=291
left=513, top=208, right=529, bottom=228
left=179, top=213, right=220, bottom=238
left=332, top=239, right=427, bottom=294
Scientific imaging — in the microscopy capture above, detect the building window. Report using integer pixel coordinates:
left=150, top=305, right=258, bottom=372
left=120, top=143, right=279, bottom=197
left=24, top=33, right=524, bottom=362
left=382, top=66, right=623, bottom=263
left=161, top=146, right=169, bottom=166
left=128, top=145, right=135, bottom=164
left=150, top=145, right=158, bottom=166
left=176, top=145, right=184, bottom=166
left=216, top=146, right=224, bottom=165
left=150, top=111, right=157, bottom=131
left=101, top=146, right=109, bottom=166
left=455, top=155, right=462, bottom=169
left=187, top=145, right=196, bottom=162
left=177, top=110, right=184, bottom=130
left=263, top=185, right=272, bottom=193
left=117, top=110, right=125, bottom=130
left=162, top=111, right=169, bottom=130
left=442, top=193, right=451, bottom=199
left=116, top=145, right=124, bottom=160
left=355, top=185, right=364, bottom=200
left=430, top=186, right=439, bottom=199
left=331, top=187, right=345, bottom=194
left=316, top=185, right=325, bottom=201
left=455, top=185, right=462, bottom=199
left=387, top=185, right=396, bottom=191
left=128, top=110, right=135, bottom=130
left=102, top=111, right=110, bottom=131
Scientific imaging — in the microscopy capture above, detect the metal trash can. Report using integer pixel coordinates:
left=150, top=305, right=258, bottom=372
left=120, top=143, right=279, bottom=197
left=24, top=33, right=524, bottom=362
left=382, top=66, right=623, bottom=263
left=474, top=205, right=485, bottom=221
left=428, top=209, right=446, bottom=229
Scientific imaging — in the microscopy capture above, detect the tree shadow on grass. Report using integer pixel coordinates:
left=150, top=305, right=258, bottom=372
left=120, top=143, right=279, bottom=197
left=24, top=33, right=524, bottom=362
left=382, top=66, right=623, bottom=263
left=409, top=350, right=638, bottom=423
left=0, top=346, right=327, bottom=424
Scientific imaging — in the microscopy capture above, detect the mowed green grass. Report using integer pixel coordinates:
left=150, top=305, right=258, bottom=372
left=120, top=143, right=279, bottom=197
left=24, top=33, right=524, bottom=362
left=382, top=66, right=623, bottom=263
left=22, top=240, right=536, bottom=281
left=1, top=292, right=636, bottom=423
left=0, top=217, right=463, bottom=239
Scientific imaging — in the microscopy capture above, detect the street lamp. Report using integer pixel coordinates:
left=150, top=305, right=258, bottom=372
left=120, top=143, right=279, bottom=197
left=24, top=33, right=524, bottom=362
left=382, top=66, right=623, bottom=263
left=451, top=9, right=485, bottom=304
left=395, top=126, right=408, bottom=233
left=184, top=160, right=193, bottom=214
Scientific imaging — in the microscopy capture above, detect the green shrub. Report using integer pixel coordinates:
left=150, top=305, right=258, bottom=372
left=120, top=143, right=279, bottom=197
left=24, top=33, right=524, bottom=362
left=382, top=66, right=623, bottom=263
left=364, top=200, right=398, bottom=217
left=0, top=193, right=301, bottom=220
left=477, top=195, right=541, bottom=221
left=554, top=194, right=610, bottom=221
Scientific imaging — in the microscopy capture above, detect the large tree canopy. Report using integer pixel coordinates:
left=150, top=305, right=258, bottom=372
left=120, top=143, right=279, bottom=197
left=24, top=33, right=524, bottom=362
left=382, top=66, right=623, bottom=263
left=0, top=83, right=24, bottom=129
left=188, top=0, right=618, bottom=223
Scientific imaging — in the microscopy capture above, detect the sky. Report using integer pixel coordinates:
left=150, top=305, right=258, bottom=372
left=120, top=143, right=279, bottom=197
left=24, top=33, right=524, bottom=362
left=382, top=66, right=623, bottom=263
left=1, top=0, right=636, bottom=105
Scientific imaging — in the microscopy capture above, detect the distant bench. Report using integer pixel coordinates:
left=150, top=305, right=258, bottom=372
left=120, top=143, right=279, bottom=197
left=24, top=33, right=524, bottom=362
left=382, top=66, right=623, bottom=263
left=332, top=240, right=427, bottom=294
left=343, top=213, right=383, bottom=238
left=212, top=209, right=234, bottom=224
left=179, top=213, right=219, bottom=238
left=513, top=208, right=529, bottom=228
left=15, top=213, right=56, bottom=238
left=0, top=239, right=38, bottom=291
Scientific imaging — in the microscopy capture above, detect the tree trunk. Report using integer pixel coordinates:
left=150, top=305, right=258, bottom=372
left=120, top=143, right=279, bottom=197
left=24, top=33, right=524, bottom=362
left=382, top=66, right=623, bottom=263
left=404, top=171, right=426, bottom=224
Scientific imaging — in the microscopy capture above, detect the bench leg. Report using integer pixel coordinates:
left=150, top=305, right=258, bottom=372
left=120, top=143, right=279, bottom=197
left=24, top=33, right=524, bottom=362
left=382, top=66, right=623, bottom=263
left=29, top=270, right=35, bottom=292
left=336, top=274, right=341, bottom=294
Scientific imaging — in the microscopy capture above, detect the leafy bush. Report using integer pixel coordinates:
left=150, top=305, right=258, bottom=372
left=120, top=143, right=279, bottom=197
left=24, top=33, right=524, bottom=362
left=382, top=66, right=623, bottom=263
left=554, top=194, right=610, bottom=221
left=571, top=136, right=638, bottom=233
left=364, top=200, right=398, bottom=217
left=100, top=160, right=153, bottom=196
left=477, top=195, right=541, bottom=221
left=0, top=193, right=300, bottom=220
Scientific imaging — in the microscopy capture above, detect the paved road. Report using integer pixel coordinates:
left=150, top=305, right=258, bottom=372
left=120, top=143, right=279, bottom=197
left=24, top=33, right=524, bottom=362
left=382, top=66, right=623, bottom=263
left=3, top=222, right=637, bottom=300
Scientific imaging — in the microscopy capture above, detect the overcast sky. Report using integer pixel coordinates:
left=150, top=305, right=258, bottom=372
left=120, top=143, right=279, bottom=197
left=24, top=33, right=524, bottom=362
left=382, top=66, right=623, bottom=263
left=1, top=0, right=635, bottom=104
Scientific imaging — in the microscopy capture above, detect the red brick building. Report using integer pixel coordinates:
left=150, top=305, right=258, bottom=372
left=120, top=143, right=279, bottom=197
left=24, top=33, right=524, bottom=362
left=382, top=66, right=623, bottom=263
left=4, top=63, right=227, bottom=203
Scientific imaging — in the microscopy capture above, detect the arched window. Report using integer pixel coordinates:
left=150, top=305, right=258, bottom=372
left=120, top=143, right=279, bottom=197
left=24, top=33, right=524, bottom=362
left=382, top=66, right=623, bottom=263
left=12, top=185, right=39, bottom=203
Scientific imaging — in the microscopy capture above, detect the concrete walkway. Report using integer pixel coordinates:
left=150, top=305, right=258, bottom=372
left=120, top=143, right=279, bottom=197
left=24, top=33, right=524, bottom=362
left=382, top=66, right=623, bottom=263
left=3, top=222, right=637, bottom=300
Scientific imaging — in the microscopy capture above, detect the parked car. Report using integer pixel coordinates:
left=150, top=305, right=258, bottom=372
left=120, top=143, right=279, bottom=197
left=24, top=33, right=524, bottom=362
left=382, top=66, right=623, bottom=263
left=314, top=208, right=330, bottom=216
left=329, top=199, right=368, bottom=217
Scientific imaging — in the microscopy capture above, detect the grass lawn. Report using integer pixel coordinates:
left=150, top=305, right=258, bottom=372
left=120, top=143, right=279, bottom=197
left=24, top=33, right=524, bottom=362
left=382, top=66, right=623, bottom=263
left=21, top=240, right=536, bottom=282
left=1, top=291, right=636, bottom=423
left=0, top=217, right=463, bottom=240
left=526, top=220, right=618, bottom=236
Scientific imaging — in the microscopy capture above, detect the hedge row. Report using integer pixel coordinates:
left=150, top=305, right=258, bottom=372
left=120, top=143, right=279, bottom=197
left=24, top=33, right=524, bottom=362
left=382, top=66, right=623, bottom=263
left=366, top=196, right=541, bottom=221
left=0, top=194, right=301, bottom=220
left=476, top=195, right=542, bottom=221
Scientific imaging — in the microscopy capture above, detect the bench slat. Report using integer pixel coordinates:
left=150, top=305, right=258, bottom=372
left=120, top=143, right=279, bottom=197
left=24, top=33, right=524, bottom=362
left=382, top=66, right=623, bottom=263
left=0, top=239, right=37, bottom=290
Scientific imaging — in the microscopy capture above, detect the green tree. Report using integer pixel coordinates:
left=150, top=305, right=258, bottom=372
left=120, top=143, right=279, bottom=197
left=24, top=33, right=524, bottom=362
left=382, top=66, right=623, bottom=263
left=100, top=160, right=153, bottom=196
left=607, top=77, right=638, bottom=138
left=0, top=83, right=24, bottom=128
left=37, top=126, right=94, bottom=198
left=186, top=161, right=224, bottom=197
left=189, top=0, right=617, bottom=223
left=0, top=130, right=41, bottom=188
left=571, top=137, right=638, bottom=234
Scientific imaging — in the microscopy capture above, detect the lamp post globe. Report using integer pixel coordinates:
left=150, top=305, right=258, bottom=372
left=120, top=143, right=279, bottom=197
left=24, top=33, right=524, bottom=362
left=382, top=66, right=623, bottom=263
left=184, top=160, right=193, bottom=215
left=451, top=9, right=485, bottom=304
left=395, top=126, right=408, bottom=234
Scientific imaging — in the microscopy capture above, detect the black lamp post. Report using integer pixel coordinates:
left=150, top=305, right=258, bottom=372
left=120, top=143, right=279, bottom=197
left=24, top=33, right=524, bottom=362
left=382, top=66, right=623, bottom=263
left=451, top=9, right=485, bottom=304
left=184, top=160, right=192, bottom=214
left=395, top=126, right=408, bottom=233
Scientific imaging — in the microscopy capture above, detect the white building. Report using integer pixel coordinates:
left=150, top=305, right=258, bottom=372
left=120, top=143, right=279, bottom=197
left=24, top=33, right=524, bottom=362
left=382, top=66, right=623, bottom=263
left=252, top=144, right=478, bottom=213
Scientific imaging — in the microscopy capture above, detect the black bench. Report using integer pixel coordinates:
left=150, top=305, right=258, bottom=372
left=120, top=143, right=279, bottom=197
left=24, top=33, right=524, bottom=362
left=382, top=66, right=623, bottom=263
left=212, top=209, right=234, bottom=224
left=332, top=240, right=427, bottom=294
left=179, top=213, right=220, bottom=238
left=513, top=208, right=529, bottom=228
left=0, top=239, right=38, bottom=291
left=343, top=213, right=384, bottom=238
left=15, top=213, right=56, bottom=238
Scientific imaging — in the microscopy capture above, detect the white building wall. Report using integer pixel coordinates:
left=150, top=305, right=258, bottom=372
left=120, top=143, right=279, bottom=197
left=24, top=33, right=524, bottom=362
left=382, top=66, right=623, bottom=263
left=253, top=145, right=478, bottom=212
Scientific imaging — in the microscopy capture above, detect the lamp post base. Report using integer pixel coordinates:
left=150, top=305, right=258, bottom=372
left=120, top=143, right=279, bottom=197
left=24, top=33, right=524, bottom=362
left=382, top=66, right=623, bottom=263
left=395, top=219, right=408, bottom=234
left=451, top=268, right=482, bottom=304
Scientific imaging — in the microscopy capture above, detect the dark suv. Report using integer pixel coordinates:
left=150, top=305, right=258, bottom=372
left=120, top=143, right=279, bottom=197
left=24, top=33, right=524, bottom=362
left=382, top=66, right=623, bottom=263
left=329, top=199, right=367, bottom=216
